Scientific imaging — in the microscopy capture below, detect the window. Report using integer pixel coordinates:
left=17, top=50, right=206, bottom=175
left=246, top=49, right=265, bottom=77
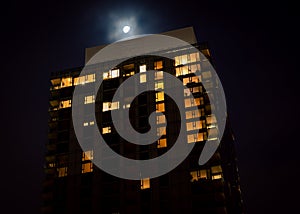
left=157, top=115, right=166, bottom=124
left=156, top=103, right=165, bottom=112
left=184, top=88, right=191, bottom=97
left=184, top=97, right=202, bottom=108
left=186, top=121, right=202, bottom=131
left=206, top=115, right=217, bottom=124
left=201, top=48, right=211, bottom=57
left=202, top=71, right=212, bottom=79
left=102, top=126, right=111, bottom=134
left=84, top=95, right=95, bottom=104
left=83, top=121, right=95, bottom=127
left=123, top=63, right=134, bottom=70
left=51, top=78, right=61, bottom=90
left=140, top=74, right=146, bottom=83
left=82, top=150, right=93, bottom=161
left=190, top=169, right=207, bottom=182
left=191, top=86, right=201, bottom=93
left=156, top=92, right=164, bottom=102
left=59, top=100, right=71, bottom=109
left=176, top=64, right=200, bottom=77
left=139, top=64, right=147, bottom=73
left=190, top=52, right=200, bottom=62
left=123, top=71, right=135, bottom=77
left=208, top=128, right=218, bottom=140
left=103, top=69, right=119, bottom=79
left=157, top=138, right=167, bottom=148
left=82, top=162, right=93, bottom=173
left=103, top=101, right=119, bottom=112
left=155, top=81, right=164, bottom=90
left=155, top=71, right=163, bottom=80
left=187, top=132, right=205, bottom=143
left=74, top=74, right=95, bottom=85
left=175, top=52, right=200, bottom=66
left=141, top=178, right=150, bottom=189
left=157, top=127, right=166, bottom=136
left=154, top=61, right=163, bottom=70
left=61, top=77, right=72, bottom=88
left=175, top=54, right=188, bottom=66
left=123, top=103, right=131, bottom=109
left=183, top=76, right=201, bottom=85
left=57, top=167, right=67, bottom=177
left=175, top=65, right=190, bottom=76
left=185, top=109, right=201, bottom=119
left=211, top=165, right=222, bottom=180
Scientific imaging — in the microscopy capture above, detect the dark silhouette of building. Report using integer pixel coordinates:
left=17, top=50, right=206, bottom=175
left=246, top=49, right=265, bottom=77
left=43, top=27, right=243, bottom=214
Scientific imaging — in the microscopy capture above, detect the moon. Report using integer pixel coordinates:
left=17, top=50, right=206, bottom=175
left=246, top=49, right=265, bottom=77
left=122, top=25, right=130, bottom=34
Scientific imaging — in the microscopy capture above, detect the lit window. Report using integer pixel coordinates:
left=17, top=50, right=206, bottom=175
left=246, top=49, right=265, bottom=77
left=211, top=165, right=222, bottom=180
left=202, top=71, right=212, bottom=79
left=82, top=150, right=93, bottom=161
left=156, top=103, right=165, bottom=112
left=139, top=65, right=147, bottom=73
left=186, top=121, right=202, bottom=131
left=175, top=54, right=188, bottom=66
left=123, top=63, right=134, bottom=70
left=155, top=81, right=164, bottom=90
left=157, top=127, right=166, bottom=136
left=157, top=115, right=166, bottom=124
left=191, top=86, right=201, bottom=93
left=74, top=74, right=95, bottom=85
left=140, top=74, right=146, bottom=83
left=83, top=121, right=95, bottom=127
left=141, top=178, right=150, bottom=189
left=157, top=138, right=167, bottom=148
left=123, top=71, right=135, bottom=77
left=57, top=167, right=67, bottom=177
left=175, top=53, right=200, bottom=66
left=103, top=101, right=119, bottom=112
left=190, top=169, right=207, bottom=182
left=175, top=65, right=190, bottom=76
left=102, top=126, right=111, bottom=134
left=51, top=78, right=61, bottom=90
left=155, top=71, right=163, bottom=80
left=206, top=115, right=217, bottom=124
left=212, top=174, right=222, bottom=180
left=156, top=92, right=164, bottom=102
left=187, top=132, right=205, bottom=143
left=103, top=69, right=120, bottom=79
left=185, top=109, right=201, bottom=119
left=201, top=48, right=211, bottom=57
left=190, top=52, right=200, bottom=63
left=48, top=163, right=55, bottom=168
left=184, top=88, right=191, bottom=97
left=59, top=100, right=71, bottom=109
left=82, top=162, right=93, bottom=173
left=61, top=77, right=72, bottom=88
left=84, top=95, right=95, bottom=104
left=183, top=76, right=201, bottom=85
left=208, top=128, right=218, bottom=140
left=154, top=61, right=163, bottom=70
left=184, top=97, right=202, bottom=108
left=123, top=103, right=131, bottom=109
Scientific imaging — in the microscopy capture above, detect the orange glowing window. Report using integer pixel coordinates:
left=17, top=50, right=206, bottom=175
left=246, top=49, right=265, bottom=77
left=82, top=162, right=93, bottom=173
left=141, top=178, right=150, bottom=189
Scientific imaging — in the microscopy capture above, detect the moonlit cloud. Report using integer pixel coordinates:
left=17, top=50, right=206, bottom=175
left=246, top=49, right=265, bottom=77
left=108, top=15, right=140, bottom=41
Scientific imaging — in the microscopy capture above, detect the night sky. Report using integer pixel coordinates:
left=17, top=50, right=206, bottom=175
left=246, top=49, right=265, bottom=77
left=2, top=0, right=298, bottom=213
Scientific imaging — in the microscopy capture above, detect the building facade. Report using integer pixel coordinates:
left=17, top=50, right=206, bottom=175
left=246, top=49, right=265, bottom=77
left=43, top=27, right=243, bottom=214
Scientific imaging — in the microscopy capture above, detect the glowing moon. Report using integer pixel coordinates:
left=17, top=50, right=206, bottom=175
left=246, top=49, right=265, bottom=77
left=122, top=25, right=130, bottom=33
